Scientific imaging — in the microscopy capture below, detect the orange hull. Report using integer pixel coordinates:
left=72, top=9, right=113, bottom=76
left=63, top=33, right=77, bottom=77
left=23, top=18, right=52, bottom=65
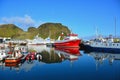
left=5, top=56, right=23, bottom=63
left=5, top=62, right=20, bottom=67
left=5, top=58, right=20, bottom=63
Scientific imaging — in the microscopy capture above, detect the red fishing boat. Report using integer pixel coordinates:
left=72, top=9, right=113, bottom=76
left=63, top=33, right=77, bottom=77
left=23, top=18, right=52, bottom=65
left=54, top=32, right=81, bottom=48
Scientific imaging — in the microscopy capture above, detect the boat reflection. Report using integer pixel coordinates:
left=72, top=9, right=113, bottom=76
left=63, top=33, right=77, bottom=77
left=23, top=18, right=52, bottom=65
left=37, top=49, right=65, bottom=63
left=28, top=45, right=51, bottom=53
left=5, top=61, right=22, bottom=71
left=21, top=45, right=81, bottom=71
left=55, top=47, right=80, bottom=56
left=0, top=61, right=5, bottom=70
left=0, top=60, right=22, bottom=71
left=0, top=45, right=81, bottom=72
left=87, top=52, right=120, bottom=65
left=55, top=47, right=81, bottom=61
left=30, top=45, right=81, bottom=63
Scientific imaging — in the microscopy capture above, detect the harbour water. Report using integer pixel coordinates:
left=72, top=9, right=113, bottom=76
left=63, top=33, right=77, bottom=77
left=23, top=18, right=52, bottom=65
left=0, top=45, right=120, bottom=80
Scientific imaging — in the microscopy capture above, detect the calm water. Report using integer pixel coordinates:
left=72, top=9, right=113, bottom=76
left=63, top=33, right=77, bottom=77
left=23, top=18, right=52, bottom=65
left=0, top=45, right=120, bottom=80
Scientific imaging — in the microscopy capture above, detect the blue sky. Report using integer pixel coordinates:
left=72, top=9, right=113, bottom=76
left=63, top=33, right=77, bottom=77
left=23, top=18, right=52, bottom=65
left=0, top=0, right=120, bottom=39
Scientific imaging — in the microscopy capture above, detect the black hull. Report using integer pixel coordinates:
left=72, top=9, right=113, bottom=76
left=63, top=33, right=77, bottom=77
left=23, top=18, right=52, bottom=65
left=84, top=45, right=120, bottom=53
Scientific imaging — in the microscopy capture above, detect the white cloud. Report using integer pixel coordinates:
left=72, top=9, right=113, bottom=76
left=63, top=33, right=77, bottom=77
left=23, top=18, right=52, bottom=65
left=0, top=15, right=37, bottom=30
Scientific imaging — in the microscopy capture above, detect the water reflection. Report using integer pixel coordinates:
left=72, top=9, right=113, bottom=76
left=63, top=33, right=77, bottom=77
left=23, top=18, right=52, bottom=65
left=55, top=47, right=81, bottom=61
left=29, top=45, right=81, bottom=63
left=0, top=60, right=22, bottom=71
left=0, top=45, right=120, bottom=80
left=28, top=45, right=51, bottom=53
left=86, top=52, right=120, bottom=64
left=0, top=45, right=81, bottom=71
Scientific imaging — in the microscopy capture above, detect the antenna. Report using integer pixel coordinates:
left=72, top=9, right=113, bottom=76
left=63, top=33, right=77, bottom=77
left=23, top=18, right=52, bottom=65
left=115, top=17, right=116, bottom=38
left=95, top=26, right=98, bottom=38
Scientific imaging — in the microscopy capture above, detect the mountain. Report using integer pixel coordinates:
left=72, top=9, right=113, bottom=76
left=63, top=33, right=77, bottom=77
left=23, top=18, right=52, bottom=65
left=0, top=23, right=70, bottom=39
left=37, top=23, right=70, bottom=39
left=0, top=24, right=24, bottom=38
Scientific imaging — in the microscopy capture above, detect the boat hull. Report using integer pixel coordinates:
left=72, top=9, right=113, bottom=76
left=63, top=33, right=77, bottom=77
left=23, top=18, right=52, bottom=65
left=5, top=55, right=23, bottom=63
left=54, top=39, right=80, bottom=48
left=28, top=43, right=45, bottom=45
left=84, top=45, right=120, bottom=53
left=5, top=62, right=20, bottom=67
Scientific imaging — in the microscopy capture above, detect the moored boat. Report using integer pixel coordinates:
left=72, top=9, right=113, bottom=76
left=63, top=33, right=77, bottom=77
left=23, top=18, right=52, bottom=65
left=54, top=32, right=81, bottom=48
left=5, top=46, right=24, bottom=63
left=5, top=56, right=23, bottom=63
left=27, top=34, right=54, bottom=45
left=84, top=35, right=120, bottom=53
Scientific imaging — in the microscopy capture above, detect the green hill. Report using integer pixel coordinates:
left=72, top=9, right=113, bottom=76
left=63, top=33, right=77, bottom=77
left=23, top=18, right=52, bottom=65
left=0, top=24, right=24, bottom=38
left=37, top=23, right=70, bottom=39
left=0, top=23, right=70, bottom=40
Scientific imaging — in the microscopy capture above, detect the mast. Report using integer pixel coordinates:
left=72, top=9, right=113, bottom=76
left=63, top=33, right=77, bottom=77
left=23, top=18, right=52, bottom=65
left=115, top=17, right=116, bottom=38
left=95, top=26, right=98, bottom=38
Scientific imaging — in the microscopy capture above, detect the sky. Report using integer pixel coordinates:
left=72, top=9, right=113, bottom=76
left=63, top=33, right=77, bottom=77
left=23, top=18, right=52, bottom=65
left=0, top=0, right=120, bottom=39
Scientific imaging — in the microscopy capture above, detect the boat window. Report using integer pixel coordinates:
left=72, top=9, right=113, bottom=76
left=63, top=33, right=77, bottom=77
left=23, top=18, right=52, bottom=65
left=113, top=44, right=115, bottom=46
left=117, top=44, right=119, bottom=46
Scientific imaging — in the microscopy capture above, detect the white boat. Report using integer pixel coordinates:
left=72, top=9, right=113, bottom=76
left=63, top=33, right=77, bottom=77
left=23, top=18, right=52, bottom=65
left=84, top=35, right=120, bottom=53
left=27, top=34, right=54, bottom=45
left=0, top=50, right=8, bottom=60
